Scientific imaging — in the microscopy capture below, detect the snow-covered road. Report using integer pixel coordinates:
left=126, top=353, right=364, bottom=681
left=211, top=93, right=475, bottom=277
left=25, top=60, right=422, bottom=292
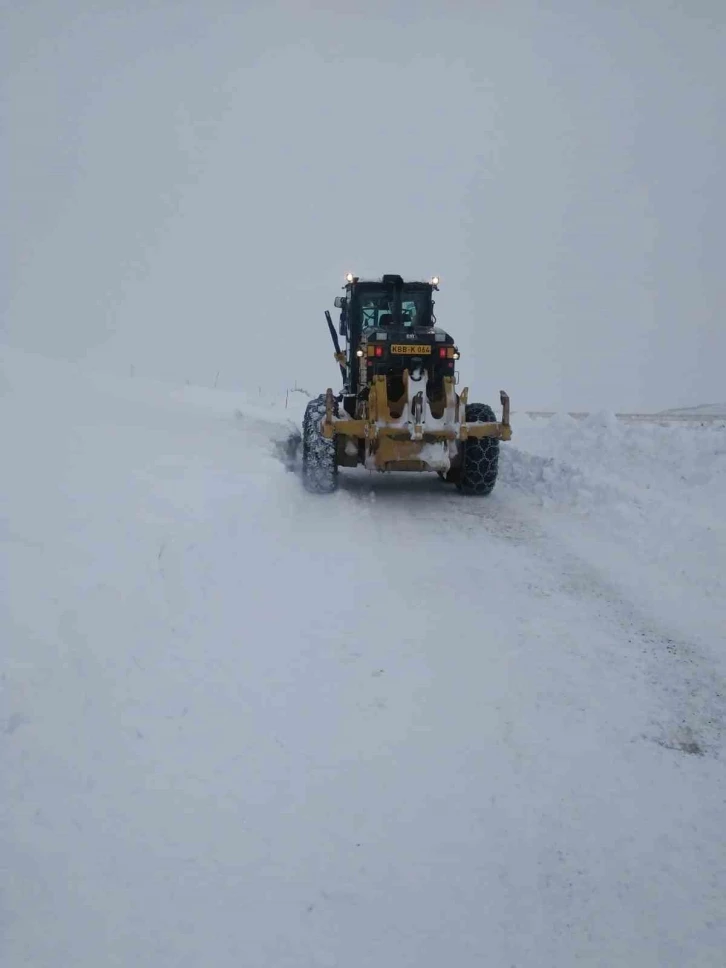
left=3, top=347, right=725, bottom=967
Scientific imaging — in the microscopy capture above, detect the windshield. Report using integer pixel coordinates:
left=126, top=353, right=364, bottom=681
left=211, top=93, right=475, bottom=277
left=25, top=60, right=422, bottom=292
left=358, top=289, right=431, bottom=330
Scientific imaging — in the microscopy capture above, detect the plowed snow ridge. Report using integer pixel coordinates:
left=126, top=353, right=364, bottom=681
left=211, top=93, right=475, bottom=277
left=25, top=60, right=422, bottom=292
left=2, top=346, right=725, bottom=968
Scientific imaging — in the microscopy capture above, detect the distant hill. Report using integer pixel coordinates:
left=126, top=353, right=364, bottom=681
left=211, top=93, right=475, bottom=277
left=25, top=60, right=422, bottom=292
left=658, top=403, right=726, bottom=417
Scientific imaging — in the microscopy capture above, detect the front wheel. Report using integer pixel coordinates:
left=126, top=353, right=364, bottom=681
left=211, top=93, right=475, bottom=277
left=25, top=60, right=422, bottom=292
left=457, top=403, right=500, bottom=496
left=302, top=395, right=338, bottom=493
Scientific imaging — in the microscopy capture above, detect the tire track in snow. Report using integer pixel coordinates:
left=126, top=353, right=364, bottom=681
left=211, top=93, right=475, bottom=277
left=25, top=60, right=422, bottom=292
left=334, top=466, right=726, bottom=759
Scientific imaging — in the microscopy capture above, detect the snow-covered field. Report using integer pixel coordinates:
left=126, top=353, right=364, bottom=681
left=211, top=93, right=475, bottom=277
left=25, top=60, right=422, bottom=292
left=2, top=345, right=725, bottom=967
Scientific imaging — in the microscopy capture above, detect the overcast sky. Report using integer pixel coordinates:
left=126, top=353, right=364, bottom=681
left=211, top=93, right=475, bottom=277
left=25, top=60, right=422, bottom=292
left=3, top=0, right=724, bottom=411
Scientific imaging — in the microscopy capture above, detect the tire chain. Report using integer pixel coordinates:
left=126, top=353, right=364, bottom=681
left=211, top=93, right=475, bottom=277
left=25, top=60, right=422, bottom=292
left=302, top=395, right=339, bottom=493
left=458, top=402, right=500, bottom=496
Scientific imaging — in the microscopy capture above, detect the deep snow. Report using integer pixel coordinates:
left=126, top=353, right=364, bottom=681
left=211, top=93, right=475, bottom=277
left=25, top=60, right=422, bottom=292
left=2, top=346, right=725, bottom=967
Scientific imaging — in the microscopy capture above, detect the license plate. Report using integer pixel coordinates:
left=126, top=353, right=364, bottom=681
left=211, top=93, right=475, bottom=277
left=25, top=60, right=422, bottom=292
left=390, top=344, right=431, bottom=355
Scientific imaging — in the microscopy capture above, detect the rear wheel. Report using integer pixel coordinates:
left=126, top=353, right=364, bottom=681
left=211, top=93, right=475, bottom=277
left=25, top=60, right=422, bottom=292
left=457, top=403, right=500, bottom=496
left=302, top=395, right=338, bottom=493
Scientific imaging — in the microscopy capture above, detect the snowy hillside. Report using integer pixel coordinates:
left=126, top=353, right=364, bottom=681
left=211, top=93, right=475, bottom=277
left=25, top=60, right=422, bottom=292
left=2, top=346, right=725, bottom=967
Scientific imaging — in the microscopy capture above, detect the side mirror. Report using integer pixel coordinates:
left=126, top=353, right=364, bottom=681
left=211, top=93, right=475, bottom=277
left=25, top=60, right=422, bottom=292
left=334, top=296, right=347, bottom=309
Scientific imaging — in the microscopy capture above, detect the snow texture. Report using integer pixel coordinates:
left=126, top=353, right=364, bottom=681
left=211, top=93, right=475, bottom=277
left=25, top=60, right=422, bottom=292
left=2, top=346, right=725, bottom=967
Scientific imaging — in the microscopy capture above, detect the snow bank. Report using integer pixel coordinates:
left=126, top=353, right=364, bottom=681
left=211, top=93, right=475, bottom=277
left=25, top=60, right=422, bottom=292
left=502, top=410, right=726, bottom=639
left=504, top=410, right=726, bottom=510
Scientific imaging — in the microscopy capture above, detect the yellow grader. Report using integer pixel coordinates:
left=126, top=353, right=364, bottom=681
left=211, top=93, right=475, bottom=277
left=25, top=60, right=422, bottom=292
left=302, top=273, right=511, bottom=494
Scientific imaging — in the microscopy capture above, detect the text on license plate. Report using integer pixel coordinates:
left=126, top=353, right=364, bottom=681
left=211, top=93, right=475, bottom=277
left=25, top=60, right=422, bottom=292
left=390, top=344, right=431, bottom=355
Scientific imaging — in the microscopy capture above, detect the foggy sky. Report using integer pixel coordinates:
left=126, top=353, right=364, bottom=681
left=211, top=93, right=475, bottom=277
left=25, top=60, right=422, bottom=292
left=3, top=0, right=724, bottom=411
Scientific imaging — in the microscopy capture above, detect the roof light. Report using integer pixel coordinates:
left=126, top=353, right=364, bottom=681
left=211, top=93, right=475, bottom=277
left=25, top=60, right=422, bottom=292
left=346, top=272, right=354, bottom=283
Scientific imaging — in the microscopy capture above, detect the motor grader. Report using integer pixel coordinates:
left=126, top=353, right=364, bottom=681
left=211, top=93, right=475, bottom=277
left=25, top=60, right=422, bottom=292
left=301, top=273, right=511, bottom=494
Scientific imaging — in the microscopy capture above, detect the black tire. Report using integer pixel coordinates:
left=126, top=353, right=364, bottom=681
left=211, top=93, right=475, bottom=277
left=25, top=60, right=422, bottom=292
left=457, top=403, right=500, bottom=496
left=302, top=395, right=338, bottom=493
